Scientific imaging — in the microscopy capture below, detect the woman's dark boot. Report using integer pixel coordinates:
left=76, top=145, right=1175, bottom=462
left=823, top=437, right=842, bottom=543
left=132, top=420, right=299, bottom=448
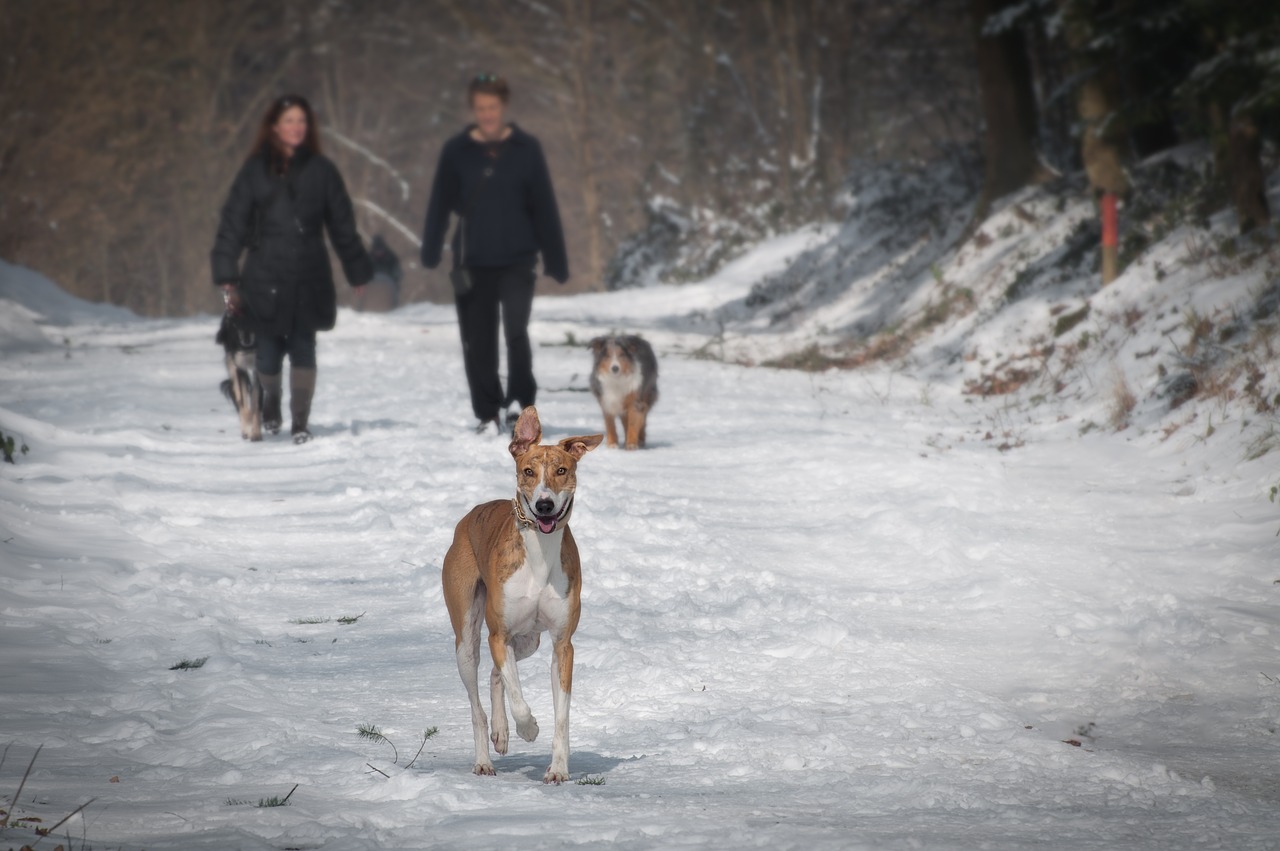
left=290, top=367, right=316, bottom=444
left=260, top=372, right=283, bottom=435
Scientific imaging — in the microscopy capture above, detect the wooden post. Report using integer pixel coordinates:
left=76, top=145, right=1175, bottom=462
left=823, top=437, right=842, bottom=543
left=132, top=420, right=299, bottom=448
left=1100, top=191, right=1119, bottom=285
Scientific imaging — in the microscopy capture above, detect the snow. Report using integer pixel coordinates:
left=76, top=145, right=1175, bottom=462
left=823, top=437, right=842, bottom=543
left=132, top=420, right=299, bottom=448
left=2, top=221, right=1280, bottom=850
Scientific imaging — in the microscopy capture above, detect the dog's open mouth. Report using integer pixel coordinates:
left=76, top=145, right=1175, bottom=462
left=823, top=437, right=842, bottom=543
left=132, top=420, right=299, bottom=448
left=532, top=496, right=573, bottom=535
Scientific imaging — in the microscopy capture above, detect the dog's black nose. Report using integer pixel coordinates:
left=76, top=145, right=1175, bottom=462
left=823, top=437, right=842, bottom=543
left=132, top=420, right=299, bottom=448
left=610, top=364, right=621, bottom=373
left=535, top=498, right=555, bottom=515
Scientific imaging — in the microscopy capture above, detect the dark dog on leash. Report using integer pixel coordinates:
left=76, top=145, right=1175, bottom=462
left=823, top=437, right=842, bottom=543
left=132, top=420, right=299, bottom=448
left=215, top=311, right=262, bottom=441
left=588, top=334, right=658, bottom=450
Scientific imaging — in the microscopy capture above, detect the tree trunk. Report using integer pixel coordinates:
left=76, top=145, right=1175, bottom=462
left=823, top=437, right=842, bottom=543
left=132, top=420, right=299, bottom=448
left=971, top=0, right=1044, bottom=216
left=564, top=0, right=603, bottom=287
left=762, top=2, right=796, bottom=215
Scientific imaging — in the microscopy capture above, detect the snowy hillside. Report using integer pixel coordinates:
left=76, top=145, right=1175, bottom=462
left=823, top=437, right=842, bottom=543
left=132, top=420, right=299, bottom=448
left=2, top=193, right=1280, bottom=850
left=697, top=148, right=1280, bottom=460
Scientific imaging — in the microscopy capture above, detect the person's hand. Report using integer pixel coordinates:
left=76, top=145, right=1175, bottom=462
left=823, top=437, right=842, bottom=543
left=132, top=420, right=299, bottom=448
left=221, top=284, right=243, bottom=315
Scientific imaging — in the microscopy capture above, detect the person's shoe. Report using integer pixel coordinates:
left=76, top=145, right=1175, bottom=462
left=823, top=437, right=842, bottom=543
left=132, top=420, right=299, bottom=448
left=260, top=371, right=283, bottom=435
left=290, top=367, right=316, bottom=444
left=474, top=417, right=502, bottom=436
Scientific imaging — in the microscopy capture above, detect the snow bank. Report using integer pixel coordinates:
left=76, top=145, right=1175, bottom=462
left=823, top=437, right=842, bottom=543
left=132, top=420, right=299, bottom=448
left=0, top=299, right=53, bottom=352
left=0, top=257, right=136, bottom=328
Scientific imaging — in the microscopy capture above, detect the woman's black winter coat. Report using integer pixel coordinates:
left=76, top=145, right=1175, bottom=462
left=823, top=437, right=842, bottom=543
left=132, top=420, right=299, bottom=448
left=211, top=145, right=372, bottom=337
left=420, top=124, right=568, bottom=283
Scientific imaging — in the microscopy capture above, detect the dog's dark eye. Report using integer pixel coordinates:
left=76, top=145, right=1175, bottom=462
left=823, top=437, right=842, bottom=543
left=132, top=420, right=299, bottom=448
left=556, top=467, right=567, bottom=476
left=523, top=468, right=534, bottom=478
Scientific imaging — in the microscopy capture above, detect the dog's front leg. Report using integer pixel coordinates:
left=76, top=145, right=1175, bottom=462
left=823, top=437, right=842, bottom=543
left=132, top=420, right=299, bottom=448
left=489, top=632, right=539, bottom=744
left=492, top=632, right=540, bottom=754
left=602, top=414, right=619, bottom=448
left=488, top=665, right=508, bottom=755
left=624, top=406, right=644, bottom=450
left=242, top=370, right=263, bottom=442
left=545, top=635, right=574, bottom=784
left=457, top=634, right=494, bottom=776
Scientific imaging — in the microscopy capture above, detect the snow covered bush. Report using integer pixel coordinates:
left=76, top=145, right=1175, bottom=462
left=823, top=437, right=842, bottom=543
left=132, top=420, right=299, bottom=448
left=604, top=192, right=785, bottom=291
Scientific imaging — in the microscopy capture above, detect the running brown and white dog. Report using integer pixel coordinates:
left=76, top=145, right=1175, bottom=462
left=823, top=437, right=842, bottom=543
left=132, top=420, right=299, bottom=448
left=215, top=311, right=261, bottom=441
left=589, top=334, right=658, bottom=450
left=442, top=407, right=603, bottom=783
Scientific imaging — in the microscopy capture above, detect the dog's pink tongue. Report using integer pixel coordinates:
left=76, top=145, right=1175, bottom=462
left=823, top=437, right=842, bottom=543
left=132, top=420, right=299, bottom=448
left=537, top=516, right=557, bottom=534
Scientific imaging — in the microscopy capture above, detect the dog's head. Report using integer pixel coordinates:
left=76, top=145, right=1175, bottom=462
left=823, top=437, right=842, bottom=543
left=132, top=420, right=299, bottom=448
left=216, top=311, right=256, bottom=352
left=508, top=407, right=603, bottom=535
left=589, top=335, right=642, bottom=378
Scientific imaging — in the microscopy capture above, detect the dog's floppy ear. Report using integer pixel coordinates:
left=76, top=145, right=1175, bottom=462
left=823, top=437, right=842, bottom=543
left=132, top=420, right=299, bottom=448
left=559, top=434, right=604, bottom=460
left=508, top=407, right=542, bottom=458
left=588, top=336, right=606, bottom=357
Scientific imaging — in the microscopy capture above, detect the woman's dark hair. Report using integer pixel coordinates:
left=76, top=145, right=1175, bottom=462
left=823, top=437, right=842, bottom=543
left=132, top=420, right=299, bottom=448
left=467, top=74, right=510, bottom=105
left=249, top=94, right=322, bottom=170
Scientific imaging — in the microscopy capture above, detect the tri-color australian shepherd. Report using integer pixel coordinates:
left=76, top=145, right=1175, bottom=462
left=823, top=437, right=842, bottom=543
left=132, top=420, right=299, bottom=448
left=588, top=334, right=658, bottom=450
left=215, top=311, right=262, bottom=441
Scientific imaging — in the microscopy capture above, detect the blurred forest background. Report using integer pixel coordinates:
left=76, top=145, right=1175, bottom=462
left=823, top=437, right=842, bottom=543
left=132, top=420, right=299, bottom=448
left=0, top=0, right=1276, bottom=316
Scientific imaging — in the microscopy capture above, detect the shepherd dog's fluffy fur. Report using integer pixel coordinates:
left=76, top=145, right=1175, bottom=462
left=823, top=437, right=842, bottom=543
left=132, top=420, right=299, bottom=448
left=588, top=334, right=658, bottom=450
left=215, top=311, right=262, bottom=441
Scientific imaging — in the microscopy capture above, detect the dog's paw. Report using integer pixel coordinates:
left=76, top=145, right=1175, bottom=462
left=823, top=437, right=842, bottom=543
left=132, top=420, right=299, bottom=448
left=473, top=762, right=496, bottom=777
left=516, top=715, right=540, bottom=742
left=543, top=766, right=569, bottom=785
left=491, top=729, right=509, bottom=755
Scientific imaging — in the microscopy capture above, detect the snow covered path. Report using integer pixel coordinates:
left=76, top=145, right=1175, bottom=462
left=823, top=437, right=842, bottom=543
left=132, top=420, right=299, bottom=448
left=2, top=268, right=1280, bottom=849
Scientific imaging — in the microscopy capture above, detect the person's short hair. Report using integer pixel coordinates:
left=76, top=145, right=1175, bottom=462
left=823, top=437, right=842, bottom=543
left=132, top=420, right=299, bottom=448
left=467, top=74, right=510, bottom=105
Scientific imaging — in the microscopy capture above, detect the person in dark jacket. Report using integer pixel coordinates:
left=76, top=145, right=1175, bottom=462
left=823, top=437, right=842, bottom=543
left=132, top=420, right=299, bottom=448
left=211, top=94, right=373, bottom=444
left=420, top=74, right=569, bottom=434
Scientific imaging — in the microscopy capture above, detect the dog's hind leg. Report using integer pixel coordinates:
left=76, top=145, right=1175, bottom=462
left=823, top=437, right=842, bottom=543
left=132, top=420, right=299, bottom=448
left=456, top=584, right=495, bottom=776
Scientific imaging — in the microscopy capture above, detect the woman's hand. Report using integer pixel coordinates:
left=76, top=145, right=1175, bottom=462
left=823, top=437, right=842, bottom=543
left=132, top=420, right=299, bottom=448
left=221, top=283, right=243, bottom=315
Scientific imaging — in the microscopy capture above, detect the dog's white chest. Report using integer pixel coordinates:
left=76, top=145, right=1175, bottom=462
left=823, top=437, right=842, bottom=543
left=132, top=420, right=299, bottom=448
left=596, top=369, right=642, bottom=416
left=502, top=528, right=571, bottom=635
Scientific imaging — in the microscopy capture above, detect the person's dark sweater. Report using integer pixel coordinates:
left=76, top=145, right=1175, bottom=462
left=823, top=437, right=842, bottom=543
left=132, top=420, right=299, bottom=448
left=420, top=124, right=568, bottom=283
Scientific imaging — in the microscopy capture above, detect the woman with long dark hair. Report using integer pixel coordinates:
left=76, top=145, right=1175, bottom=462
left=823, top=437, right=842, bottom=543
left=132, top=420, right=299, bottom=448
left=420, top=74, right=569, bottom=434
left=211, top=94, right=372, bottom=443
